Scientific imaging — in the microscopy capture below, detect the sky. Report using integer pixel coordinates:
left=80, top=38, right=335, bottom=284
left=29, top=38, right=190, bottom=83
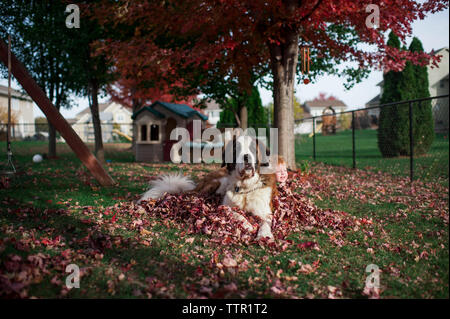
left=1, top=6, right=449, bottom=119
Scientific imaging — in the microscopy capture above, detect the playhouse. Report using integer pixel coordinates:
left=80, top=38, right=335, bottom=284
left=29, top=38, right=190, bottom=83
left=132, top=101, right=208, bottom=162
left=321, top=106, right=337, bottom=135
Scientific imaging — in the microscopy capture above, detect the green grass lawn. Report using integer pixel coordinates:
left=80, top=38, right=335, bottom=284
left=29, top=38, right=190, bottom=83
left=296, top=129, right=449, bottom=181
left=0, top=141, right=448, bottom=298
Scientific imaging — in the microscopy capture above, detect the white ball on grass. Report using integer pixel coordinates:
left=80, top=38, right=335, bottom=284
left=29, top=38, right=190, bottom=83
left=33, top=154, right=43, bottom=163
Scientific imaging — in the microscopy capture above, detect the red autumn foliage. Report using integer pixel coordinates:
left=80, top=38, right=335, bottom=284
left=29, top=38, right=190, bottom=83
left=90, top=0, right=447, bottom=169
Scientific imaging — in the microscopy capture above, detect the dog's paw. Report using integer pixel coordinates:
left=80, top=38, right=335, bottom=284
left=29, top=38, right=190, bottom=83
left=242, top=221, right=255, bottom=232
left=232, top=212, right=254, bottom=232
left=256, top=223, right=274, bottom=240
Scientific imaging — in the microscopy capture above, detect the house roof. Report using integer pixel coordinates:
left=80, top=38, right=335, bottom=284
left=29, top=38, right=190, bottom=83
left=431, top=47, right=449, bottom=55
left=300, top=105, right=312, bottom=118
left=304, top=99, right=347, bottom=108
left=366, top=94, right=380, bottom=106
left=131, top=105, right=165, bottom=119
left=132, top=101, right=208, bottom=121
left=0, top=84, right=33, bottom=102
left=76, top=101, right=113, bottom=118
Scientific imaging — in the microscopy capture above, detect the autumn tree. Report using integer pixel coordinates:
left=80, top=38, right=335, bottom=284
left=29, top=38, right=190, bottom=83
left=93, top=0, right=447, bottom=168
left=67, top=3, right=118, bottom=164
left=0, top=0, right=78, bottom=157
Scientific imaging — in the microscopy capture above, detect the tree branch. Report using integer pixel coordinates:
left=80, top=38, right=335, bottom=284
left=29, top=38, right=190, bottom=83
left=221, top=103, right=241, bottom=127
left=299, top=0, right=323, bottom=23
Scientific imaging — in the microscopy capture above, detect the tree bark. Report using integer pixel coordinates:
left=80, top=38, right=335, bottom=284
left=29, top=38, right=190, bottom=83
left=131, top=97, right=141, bottom=152
left=269, top=5, right=299, bottom=169
left=90, top=79, right=105, bottom=164
left=239, top=104, right=248, bottom=130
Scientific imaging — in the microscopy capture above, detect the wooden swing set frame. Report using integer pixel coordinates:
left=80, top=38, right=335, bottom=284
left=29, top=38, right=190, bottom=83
left=0, top=37, right=114, bottom=186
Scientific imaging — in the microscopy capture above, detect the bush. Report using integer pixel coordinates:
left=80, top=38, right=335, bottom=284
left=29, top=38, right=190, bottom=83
left=378, top=34, right=434, bottom=157
left=338, top=113, right=351, bottom=131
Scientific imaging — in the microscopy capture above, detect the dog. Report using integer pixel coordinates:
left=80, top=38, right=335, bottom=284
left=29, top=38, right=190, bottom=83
left=138, top=135, right=277, bottom=240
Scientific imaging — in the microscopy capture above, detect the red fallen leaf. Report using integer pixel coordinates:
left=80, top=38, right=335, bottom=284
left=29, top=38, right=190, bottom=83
left=47, top=200, right=52, bottom=204
left=50, top=276, right=62, bottom=286
left=297, top=241, right=317, bottom=250
left=61, top=249, right=71, bottom=259
left=41, top=238, right=52, bottom=246
left=362, top=286, right=381, bottom=299
left=195, top=266, right=203, bottom=276
left=223, top=256, right=237, bottom=268
left=111, top=212, right=117, bottom=223
left=312, top=258, right=320, bottom=268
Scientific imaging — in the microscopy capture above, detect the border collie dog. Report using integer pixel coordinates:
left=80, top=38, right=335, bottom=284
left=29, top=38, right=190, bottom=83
left=138, top=135, right=277, bottom=240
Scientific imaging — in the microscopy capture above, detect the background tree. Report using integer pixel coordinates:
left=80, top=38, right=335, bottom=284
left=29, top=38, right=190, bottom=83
left=378, top=32, right=407, bottom=157
left=408, top=37, right=434, bottom=155
left=217, top=86, right=268, bottom=130
left=67, top=4, right=118, bottom=164
left=0, top=0, right=77, bottom=157
left=378, top=33, right=434, bottom=157
left=0, top=107, right=17, bottom=140
left=34, top=117, right=48, bottom=133
left=94, top=0, right=446, bottom=169
left=266, top=95, right=303, bottom=125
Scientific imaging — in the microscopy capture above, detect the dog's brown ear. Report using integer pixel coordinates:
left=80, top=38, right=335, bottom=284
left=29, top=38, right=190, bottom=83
left=221, top=139, right=228, bottom=167
left=222, top=138, right=236, bottom=171
left=256, top=138, right=270, bottom=167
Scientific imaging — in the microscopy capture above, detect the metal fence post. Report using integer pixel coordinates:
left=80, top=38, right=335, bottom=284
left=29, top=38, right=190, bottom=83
left=409, top=101, right=414, bottom=182
left=312, top=117, right=316, bottom=160
left=352, top=111, right=356, bottom=169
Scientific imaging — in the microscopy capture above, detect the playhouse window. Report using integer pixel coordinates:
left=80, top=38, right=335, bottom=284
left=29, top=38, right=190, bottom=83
left=140, top=125, right=147, bottom=141
left=150, top=124, right=159, bottom=141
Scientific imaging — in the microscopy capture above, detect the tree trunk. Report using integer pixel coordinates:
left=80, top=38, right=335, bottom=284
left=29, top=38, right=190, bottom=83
left=269, top=25, right=299, bottom=169
left=90, top=79, right=105, bottom=164
left=131, top=97, right=141, bottom=152
left=239, top=104, right=248, bottom=130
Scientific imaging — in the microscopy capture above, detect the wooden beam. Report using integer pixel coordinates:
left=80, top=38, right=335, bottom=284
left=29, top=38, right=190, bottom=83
left=0, top=38, right=115, bottom=186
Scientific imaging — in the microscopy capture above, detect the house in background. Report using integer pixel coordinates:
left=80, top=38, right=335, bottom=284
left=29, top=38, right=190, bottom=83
left=294, top=107, right=312, bottom=134
left=303, top=98, right=347, bottom=117
left=132, top=101, right=208, bottom=162
left=202, top=99, right=222, bottom=127
left=0, top=84, right=35, bottom=138
left=72, top=101, right=132, bottom=143
left=365, top=47, right=449, bottom=131
left=295, top=97, right=347, bottom=135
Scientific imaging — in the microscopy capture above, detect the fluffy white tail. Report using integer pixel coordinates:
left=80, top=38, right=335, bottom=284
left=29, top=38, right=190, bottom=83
left=138, top=173, right=195, bottom=203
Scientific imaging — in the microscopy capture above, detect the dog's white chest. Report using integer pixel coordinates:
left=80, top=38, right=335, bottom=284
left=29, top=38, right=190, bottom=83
left=223, top=185, right=273, bottom=220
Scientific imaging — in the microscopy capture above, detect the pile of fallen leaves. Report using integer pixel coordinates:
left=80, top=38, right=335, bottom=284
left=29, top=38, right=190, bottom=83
left=123, top=171, right=363, bottom=249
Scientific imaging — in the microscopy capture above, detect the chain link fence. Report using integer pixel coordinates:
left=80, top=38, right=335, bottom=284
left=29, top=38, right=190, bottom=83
left=295, top=95, right=449, bottom=181
left=0, top=122, right=134, bottom=143
left=1, top=95, right=448, bottom=182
